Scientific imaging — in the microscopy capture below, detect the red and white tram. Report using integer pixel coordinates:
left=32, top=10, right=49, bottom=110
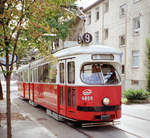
left=17, top=44, right=122, bottom=126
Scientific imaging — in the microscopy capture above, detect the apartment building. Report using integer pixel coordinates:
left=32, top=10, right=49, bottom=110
left=83, top=0, right=150, bottom=90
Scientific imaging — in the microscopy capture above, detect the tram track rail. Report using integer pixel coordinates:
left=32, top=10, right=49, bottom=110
left=114, top=126, right=142, bottom=138
left=123, top=113, right=150, bottom=122
left=66, top=121, right=142, bottom=138
left=65, top=122, right=94, bottom=138
left=113, top=112, right=150, bottom=138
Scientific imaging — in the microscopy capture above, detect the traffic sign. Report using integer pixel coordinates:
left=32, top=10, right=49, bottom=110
left=77, top=33, right=93, bottom=44
left=83, top=33, right=92, bottom=44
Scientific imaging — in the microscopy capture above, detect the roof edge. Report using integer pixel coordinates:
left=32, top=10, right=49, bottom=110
left=83, top=0, right=104, bottom=12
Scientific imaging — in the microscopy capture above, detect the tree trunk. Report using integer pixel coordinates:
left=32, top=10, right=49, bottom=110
left=0, top=80, right=3, bottom=100
left=6, top=75, right=12, bottom=138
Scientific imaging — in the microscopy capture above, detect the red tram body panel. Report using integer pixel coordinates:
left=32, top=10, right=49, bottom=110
left=34, top=84, right=58, bottom=112
left=73, top=86, right=121, bottom=121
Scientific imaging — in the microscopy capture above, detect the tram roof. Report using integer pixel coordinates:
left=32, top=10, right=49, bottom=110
left=53, top=44, right=121, bottom=58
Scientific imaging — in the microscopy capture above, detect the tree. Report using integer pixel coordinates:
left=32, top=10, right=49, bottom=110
left=146, top=39, right=150, bottom=92
left=0, top=0, right=76, bottom=138
left=0, top=80, right=3, bottom=100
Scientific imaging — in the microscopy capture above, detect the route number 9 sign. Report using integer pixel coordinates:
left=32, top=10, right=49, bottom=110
left=77, top=33, right=92, bottom=44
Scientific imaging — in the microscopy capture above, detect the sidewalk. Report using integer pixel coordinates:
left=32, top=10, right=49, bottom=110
left=116, top=103, right=150, bottom=138
left=0, top=98, right=56, bottom=138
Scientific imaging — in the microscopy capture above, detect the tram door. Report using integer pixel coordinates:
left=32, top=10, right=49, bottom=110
left=66, top=59, right=76, bottom=115
left=59, top=60, right=66, bottom=116
left=59, top=59, right=76, bottom=116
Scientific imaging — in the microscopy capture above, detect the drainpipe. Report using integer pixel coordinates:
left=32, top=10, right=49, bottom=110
left=124, top=4, right=128, bottom=86
left=101, top=2, right=104, bottom=44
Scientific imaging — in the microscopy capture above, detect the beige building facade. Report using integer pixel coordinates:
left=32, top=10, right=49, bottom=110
left=83, top=0, right=150, bottom=90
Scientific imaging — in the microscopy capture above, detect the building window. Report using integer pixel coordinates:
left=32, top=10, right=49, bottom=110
left=132, top=50, right=140, bottom=67
left=104, top=0, right=109, bottom=13
left=104, top=28, right=108, bottom=40
left=133, top=17, right=140, bottom=34
left=120, top=4, right=126, bottom=17
left=87, top=12, right=91, bottom=25
left=131, top=80, right=139, bottom=85
left=122, top=65, right=125, bottom=74
left=95, top=7, right=99, bottom=21
left=119, top=35, right=126, bottom=46
left=95, top=31, right=99, bottom=44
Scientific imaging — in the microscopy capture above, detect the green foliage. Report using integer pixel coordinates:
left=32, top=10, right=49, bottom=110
left=0, top=0, right=76, bottom=73
left=147, top=71, right=150, bottom=92
left=146, top=39, right=150, bottom=92
left=45, top=10, right=75, bottom=41
left=123, top=89, right=149, bottom=100
left=121, top=97, right=128, bottom=104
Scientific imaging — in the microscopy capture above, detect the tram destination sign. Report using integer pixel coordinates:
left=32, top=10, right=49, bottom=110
left=77, top=33, right=93, bottom=44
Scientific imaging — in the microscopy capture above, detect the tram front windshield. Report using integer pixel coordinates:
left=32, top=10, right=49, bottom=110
left=81, top=63, right=121, bottom=85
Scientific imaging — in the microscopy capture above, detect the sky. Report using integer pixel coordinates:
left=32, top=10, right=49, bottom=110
left=76, top=0, right=98, bottom=9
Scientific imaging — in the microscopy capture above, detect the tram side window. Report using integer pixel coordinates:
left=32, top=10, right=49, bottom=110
left=43, top=64, right=49, bottom=83
left=21, top=72, right=23, bottom=81
left=72, top=88, right=75, bottom=108
left=49, top=63, right=57, bottom=83
left=68, top=87, right=71, bottom=107
left=18, top=72, right=23, bottom=81
left=30, top=69, right=33, bottom=83
left=33, top=69, right=38, bottom=82
left=60, top=86, right=65, bottom=105
left=18, top=73, right=20, bottom=81
left=38, top=66, right=43, bottom=82
left=68, top=61, right=75, bottom=84
left=59, top=63, right=64, bottom=83
left=24, top=70, right=29, bottom=82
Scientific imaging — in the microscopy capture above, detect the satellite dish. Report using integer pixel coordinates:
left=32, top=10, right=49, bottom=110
left=0, top=54, right=18, bottom=66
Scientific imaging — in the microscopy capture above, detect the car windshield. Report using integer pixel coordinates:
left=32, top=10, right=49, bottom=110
left=81, top=63, right=121, bottom=85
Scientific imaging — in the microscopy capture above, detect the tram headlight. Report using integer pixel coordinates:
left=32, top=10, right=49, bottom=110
left=102, top=97, right=110, bottom=105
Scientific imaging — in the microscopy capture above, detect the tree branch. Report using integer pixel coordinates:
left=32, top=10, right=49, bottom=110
left=2, top=18, right=7, bottom=43
left=9, top=0, right=25, bottom=42
left=10, top=31, right=20, bottom=72
left=0, top=64, right=6, bottom=78
left=0, top=0, right=8, bottom=14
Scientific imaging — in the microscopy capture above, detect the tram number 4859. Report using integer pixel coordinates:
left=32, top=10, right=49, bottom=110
left=77, top=33, right=93, bottom=44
